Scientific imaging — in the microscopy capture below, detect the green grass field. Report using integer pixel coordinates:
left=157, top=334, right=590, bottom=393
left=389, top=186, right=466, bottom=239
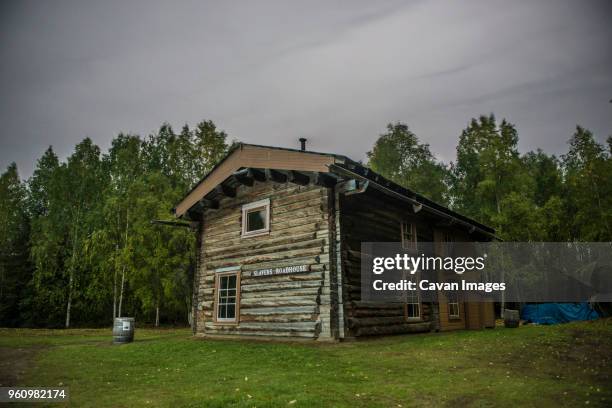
left=0, top=320, right=610, bottom=407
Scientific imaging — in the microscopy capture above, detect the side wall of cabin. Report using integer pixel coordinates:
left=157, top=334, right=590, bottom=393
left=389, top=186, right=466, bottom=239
left=435, top=229, right=469, bottom=332
left=338, top=188, right=494, bottom=337
left=338, top=189, right=433, bottom=337
left=195, top=180, right=338, bottom=340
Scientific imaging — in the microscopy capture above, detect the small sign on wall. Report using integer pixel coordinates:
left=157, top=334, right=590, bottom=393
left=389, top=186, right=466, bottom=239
left=251, top=264, right=310, bottom=277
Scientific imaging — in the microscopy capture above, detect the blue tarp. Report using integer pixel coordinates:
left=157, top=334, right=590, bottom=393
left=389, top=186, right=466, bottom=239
left=521, top=303, right=599, bottom=325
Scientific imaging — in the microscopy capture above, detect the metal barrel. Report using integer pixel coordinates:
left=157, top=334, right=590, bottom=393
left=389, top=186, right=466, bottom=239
left=113, top=317, right=135, bottom=344
left=504, top=309, right=520, bottom=328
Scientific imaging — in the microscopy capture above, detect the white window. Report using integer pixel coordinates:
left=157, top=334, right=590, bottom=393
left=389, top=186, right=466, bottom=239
left=447, top=291, right=460, bottom=318
left=406, top=290, right=421, bottom=320
left=241, top=198, right=270, bottom=237
left=405, top=273, right=421, bottom=320
left=216, top=272, right=239, bottom=322
left=401, top=221, right=417, bottom=251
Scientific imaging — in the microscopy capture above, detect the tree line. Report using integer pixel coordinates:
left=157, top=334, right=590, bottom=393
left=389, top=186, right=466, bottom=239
left=368, top=115, right=611, bottom=242
left=1, top=115, right=610, bottom=328
left=1, top=121, right=228, bottom=327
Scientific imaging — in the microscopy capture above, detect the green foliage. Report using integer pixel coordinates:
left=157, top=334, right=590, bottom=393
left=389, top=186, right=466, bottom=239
left=450, top=114, right=527, bottom=228
left=1, top=119, right=228, bottom=328
left=521, top=149, right=562, bottom=207
left=368, top=116, right=610, bottom=242
left=142, top=121, right=229, bottom=191
left=367, top=123, right=450, bottom=205
left=490, top=193, right=544, bottom=241
left=0, top=164, right=31, bottom=325
left=27, top=147, right=68, bottom=326
left=128, top=172, right=194, bottom=324
left=562, top=126, right=611, bottom=241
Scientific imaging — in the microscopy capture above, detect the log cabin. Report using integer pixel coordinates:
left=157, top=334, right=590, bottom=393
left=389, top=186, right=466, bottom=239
left=173, top=143, right=496, bottom=341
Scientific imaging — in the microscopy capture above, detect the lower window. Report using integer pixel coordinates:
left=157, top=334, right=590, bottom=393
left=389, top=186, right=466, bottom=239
left=447, top=291, right=460, bottom=318
left=404, top=271, right=421, bottom=320
left=406, top=302, right=421, bottom=319
left=216, top=273, right=240, bottom=322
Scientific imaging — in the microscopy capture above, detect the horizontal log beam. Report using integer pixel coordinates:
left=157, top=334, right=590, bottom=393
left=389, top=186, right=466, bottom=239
left=203, top=328, right=317, bottom=338
left=241, top=280, right=322, bottom=293
left=240, top=306, right=317, bottom=315
left=348, top=316, right=408, bottom=328
left=240, top=314, right=315, bottom=323
left=355, top=322, right=431, bottom=336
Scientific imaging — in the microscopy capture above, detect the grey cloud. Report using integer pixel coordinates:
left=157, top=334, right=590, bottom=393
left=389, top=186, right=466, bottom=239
left=1, top=0, right=611, bottom=178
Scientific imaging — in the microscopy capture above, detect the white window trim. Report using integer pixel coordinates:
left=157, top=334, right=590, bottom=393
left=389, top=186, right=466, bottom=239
left=241, top=198, right=270, bottom=237
left=403, top=270, right=422, bottom=321
left=215, top=271, right=240, bottom=323
left=448, top=292, right=460, bottom=319
left=406, top=304, right=421, bottom=320
left=449, top=303, right=460, bottom=319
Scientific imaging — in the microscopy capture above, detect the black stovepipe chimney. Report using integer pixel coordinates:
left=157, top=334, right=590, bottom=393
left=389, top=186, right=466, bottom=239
left=299, top=138, right=307, bottom=151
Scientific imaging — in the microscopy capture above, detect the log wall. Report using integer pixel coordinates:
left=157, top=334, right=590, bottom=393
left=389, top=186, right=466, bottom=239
left=196, top=180, right=336, bottom=340
left=339, top=189, right=437, bottom=337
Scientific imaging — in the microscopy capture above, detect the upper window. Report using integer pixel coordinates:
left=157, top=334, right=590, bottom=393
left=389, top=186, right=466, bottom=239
left=442, top=232, right=454, bottom=256
left=242, top=198, right=270, bottom=237
left=401, top=221, right=417, bottom=251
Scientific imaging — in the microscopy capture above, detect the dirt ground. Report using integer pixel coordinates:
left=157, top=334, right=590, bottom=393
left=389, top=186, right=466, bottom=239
left=0, top=346, right=41, bottom=387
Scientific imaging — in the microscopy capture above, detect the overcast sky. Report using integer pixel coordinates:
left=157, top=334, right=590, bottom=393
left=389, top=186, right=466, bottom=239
left=1, top=0, right=611, bottom=178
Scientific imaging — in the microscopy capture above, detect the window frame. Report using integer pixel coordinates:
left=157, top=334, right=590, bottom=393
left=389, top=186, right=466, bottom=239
left=214, top=271, right=241, bottom=324
left=401, top=221, right=420, bottom=320
left=447, top=290, right=461, bottom=319
left=403, top=270, right=422, bottom=321
left=401, top=221, right=417, bottom=251
left=241, top=198, right=270, bottom=237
